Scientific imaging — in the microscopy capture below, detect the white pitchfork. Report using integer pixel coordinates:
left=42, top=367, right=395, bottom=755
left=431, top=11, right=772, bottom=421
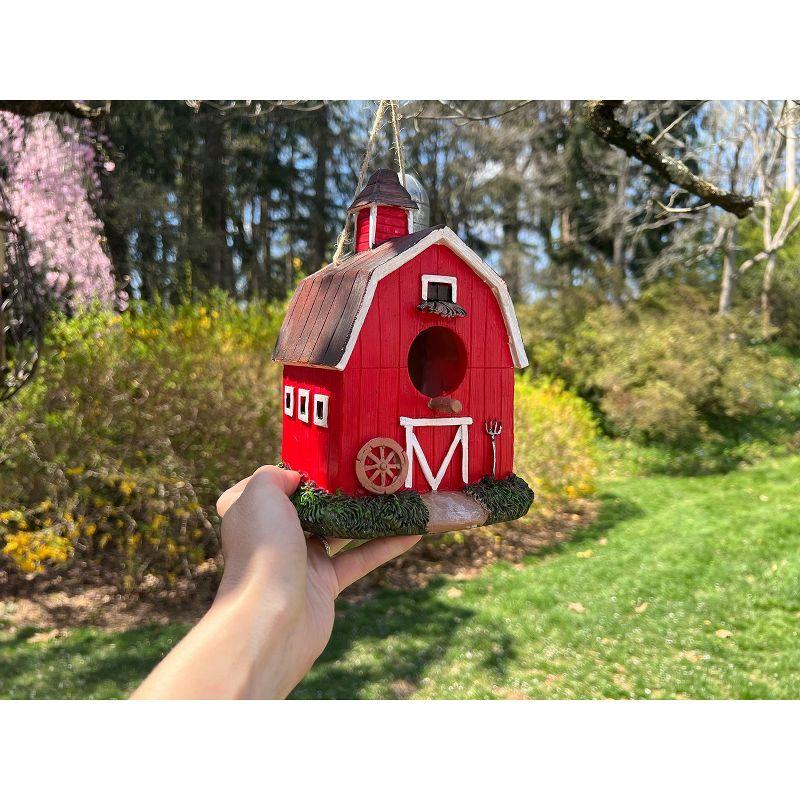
left=484, top=419, right=503, bottom=477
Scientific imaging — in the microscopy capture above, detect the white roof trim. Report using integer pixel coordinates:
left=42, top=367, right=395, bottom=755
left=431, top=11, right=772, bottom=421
left=334, top=226, right=528, bottom=370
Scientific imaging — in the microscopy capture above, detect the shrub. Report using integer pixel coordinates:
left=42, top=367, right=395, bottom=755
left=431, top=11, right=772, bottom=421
left=568, top=287, right=796, bottom=443
left=0, top=293, right=284, bottom=588
left=0, top=299, right=599, bottom=587
left=514, top=376, right=598, bottom=508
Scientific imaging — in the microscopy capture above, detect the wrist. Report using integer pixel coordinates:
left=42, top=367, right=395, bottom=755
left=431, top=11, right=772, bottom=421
left=210, top=563, right=301, bottom=699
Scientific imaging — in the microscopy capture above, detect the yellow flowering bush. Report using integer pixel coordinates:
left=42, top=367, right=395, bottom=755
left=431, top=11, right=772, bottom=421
left=0, top=292, right=284, bottom=587
left=514, top=377, right=598, bottom=509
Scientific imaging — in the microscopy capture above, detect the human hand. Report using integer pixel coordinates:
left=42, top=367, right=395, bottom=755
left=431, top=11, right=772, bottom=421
left=133, top=465, right=420, bottom=700
left=212, top=465, right=421, bottom=698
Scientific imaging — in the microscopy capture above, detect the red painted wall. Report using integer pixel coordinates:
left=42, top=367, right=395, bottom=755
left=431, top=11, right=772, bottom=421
left=354, top=205, right=410, bottom=252
left=355, top=209, right=371, bottom=253
left=280, top=243, right=516, bottom=495
left=373, top=206, right=409, bottom=246
left=281, top=364, right=342, bottom=488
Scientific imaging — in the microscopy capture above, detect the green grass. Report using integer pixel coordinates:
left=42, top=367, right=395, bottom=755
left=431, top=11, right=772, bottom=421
left=3, top=455, right=800, bottom=698
left=0, top=624, right=187, bottom=699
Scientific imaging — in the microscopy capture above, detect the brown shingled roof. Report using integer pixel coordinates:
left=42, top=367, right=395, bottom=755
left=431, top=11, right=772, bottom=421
left=347, top=169, right=418, bottom=213
left=273, top=225, right=443, bottom=368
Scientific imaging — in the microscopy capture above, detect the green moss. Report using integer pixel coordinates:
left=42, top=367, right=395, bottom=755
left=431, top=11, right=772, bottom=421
left=464, top=473, right=535, bottom=525
left=288, top=479, right=429, bottom=540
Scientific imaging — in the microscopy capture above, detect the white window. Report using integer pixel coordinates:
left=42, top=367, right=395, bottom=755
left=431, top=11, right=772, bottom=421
left=313, top=394, right=329, bottom=428
left=297, top=388, right=310, bottom=423
left=421, top=274, right=457, bottom=303
left=283, top=385, right=294, bottom=417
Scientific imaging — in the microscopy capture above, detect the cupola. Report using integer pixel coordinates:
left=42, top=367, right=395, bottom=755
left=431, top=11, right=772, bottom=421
left=348, top=169, right=418, bottom=253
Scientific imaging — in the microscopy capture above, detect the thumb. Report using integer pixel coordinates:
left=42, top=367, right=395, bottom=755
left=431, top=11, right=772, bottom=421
left=216, top=465, right=302, bottom=517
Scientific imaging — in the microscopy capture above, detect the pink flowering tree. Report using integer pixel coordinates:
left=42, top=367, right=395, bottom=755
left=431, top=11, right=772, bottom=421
left=0, top=111, right=122, bottom=309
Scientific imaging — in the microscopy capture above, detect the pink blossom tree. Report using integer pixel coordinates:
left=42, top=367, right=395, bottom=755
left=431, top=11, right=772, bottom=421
left=0, top=111, right=122, bottom=309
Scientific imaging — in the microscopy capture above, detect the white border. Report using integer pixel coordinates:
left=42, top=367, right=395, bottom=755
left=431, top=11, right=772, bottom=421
left=283, top=385, right=294, bottom=417
left=313, top=393, right=329, bottom=428
left=421, top=274, right=458, bottom=303
left=2, top=700, right=797, bottom=797
left=275, top=227, right=528, bottom=370
left=297, top=388, right=310, bottom=423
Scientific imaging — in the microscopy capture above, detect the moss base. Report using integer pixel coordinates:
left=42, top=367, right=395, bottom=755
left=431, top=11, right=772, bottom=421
left=289, top=480, right=429, bottom=540
left=282, top=467, right=534, bottom=539
left=463, top=473, right=535, bottom=525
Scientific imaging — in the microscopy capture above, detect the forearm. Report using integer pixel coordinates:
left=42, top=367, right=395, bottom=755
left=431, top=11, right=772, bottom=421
left=132, top=565, right=297, bottom=700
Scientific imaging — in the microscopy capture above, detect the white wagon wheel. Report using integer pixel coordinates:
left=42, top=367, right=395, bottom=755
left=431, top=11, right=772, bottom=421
left=355, top=437, right=408, bottom=495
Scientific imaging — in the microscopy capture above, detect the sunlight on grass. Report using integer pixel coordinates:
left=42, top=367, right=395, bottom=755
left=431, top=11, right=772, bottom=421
left=2, top=456, right=800, bottom=699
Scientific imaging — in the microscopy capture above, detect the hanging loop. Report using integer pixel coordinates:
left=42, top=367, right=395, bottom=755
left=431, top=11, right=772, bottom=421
left=331, top=100, right=407, bottom=265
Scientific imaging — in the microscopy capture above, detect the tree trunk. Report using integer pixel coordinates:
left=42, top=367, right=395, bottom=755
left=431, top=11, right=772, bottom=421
left=761, top=252, right=777, bottom=337
left=258, top=196, right=271, bottom=299
left=786, top=114, right=796, bottom=192
left=610, top=152, right=630, bottom=307
left=199, top=108, right=229, bottom=291
left=179, top=132, right=198, bottom=300
left=501, top=178, right=523, bottom=302
left=310, top=105, right=331, bottom=270
left=502, top=219, right=523, bottom=302
left=718, top=226, right=737, bottom=314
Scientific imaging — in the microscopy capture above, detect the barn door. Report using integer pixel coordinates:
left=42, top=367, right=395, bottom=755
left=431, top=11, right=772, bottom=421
left=400, top=416, right=473, bottom=491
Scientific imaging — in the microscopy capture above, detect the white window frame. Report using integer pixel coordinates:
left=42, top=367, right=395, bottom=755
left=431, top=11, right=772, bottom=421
left=313, top=393, right=329, bottom=428
left=421, top=274, right=458, bottom=303
left=283, top=385, right=294, bottom=417
left=297, top=388, right=310, bottom=423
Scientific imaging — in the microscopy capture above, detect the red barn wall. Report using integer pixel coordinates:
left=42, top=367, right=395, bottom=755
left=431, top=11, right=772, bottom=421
left=373, top=206, right=409, bottom=246
left=355, top=209, right=371, bottom=253
left=334, top=243, right=515, bottom=495
left=281, top=364, right=342, bottom=490
left=355, top=206, right=410, bottom=253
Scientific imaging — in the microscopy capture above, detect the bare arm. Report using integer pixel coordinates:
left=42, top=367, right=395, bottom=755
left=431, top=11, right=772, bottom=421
left=132, top=466, right=420, bottom=699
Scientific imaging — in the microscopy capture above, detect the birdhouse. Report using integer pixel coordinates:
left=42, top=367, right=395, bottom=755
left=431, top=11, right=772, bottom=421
left=273, top=169, right=533, bottom=539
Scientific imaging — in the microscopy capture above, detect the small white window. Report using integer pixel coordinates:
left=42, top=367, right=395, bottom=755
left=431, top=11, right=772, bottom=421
left=283, top=385, right=294, bottom=417
left=422, top=274, right=457, bottom=303
left=297, top=388, right=310, bottom=423
left=313, top=394, right=329, bottom=428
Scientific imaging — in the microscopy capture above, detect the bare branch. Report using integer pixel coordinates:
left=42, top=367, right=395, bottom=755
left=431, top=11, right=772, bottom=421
left=0, top=100, right=109, bottom=119
left=403, top=100, right=535, bottom=122
left=651, top=101, right=707, bottom=145
left=583, top=100, right=755, bottom=218
left=185, top=100, right=326, bottom=117
left=656, top=200, right=711, bottom=214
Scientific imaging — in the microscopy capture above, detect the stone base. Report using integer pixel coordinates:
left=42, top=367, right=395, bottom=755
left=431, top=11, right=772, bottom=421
left=420, top=491, right=489, bottom=534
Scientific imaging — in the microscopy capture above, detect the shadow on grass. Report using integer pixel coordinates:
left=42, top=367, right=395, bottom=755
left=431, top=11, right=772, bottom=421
left=0, top=624, right=185, bottom=699
left=292, top=589, right=473, bottom=699
left=293, top=494, right=645, bottom=699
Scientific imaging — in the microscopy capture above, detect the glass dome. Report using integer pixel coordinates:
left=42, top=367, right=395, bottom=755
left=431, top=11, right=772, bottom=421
left=399, top=172, right=430, bottom=231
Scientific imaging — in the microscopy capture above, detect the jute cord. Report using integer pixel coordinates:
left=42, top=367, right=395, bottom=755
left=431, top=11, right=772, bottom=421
left=331, top=100, right=406, bottom=265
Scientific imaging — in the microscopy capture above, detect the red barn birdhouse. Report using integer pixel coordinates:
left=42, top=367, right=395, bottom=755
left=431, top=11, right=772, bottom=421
left=274, top=169, right=533, bottom=539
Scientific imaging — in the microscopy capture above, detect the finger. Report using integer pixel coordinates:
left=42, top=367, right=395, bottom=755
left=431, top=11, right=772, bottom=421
left=332, top=535, right=422, bottom=594
left=217, top=466, right=302, bottom=517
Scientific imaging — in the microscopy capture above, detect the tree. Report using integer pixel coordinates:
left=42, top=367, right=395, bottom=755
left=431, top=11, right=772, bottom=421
left=0, top=111, right=119, bottom=308
left=583, top=100, right=755, bottom=218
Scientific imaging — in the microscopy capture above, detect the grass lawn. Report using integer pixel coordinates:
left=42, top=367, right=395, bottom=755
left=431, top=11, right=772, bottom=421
left=2, top=455, right=800, bottom=699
